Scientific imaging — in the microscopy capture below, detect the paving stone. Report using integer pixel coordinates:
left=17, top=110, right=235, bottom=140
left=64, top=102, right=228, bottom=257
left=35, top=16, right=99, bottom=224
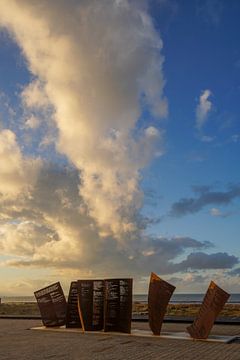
left=0, top=319, right=240, bottom=360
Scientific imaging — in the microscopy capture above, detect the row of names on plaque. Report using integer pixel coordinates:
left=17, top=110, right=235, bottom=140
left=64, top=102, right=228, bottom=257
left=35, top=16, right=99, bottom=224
left=34, top=273, right=230, bottom=339
left=34, top=278, right=132, bottom=333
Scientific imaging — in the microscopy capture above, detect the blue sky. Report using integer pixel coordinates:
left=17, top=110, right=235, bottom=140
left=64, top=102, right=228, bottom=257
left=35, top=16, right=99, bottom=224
left=143, top=0, right=240, bottom=247
left=0, top=0, right=239, bottom=295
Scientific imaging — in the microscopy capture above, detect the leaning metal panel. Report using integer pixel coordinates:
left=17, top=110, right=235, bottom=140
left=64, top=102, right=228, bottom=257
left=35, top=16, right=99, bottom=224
left=34, top=282, right=67, bottom=327
left=77, top=280, right=104, bottom=331
left=187, top=281, right=230, bottom=339
left=104, top=278, right=133, bottom=334
left=66, top=281, right=81, bottom=328
left=148, top=272, right=176, bottom=335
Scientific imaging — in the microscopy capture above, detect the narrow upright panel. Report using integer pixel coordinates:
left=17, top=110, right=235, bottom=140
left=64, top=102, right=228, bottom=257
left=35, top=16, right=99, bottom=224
left=187, top=281, right=230, bottom=339
left=77, top=280, right=104, bottom=331
left=104, top=278, right=132, bottom=333
left=34, top=282, right=67, bottom=327
left=148, top=272, right=176, bottom=335
left=66, top=281, right=81, bottom=328
left=92, top=280, right=105, bottom=330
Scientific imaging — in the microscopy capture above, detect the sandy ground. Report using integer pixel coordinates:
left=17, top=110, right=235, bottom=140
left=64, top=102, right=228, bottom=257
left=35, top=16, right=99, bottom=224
left=1, top=319, right=240, bottom=360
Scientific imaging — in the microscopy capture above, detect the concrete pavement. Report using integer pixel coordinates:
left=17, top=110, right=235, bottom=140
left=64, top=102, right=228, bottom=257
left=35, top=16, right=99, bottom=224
left=1, top=319, right=240, bottom=360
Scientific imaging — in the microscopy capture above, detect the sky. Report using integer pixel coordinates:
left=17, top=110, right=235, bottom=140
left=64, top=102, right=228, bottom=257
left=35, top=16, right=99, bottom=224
left=0, top=0, right=239, bottom=296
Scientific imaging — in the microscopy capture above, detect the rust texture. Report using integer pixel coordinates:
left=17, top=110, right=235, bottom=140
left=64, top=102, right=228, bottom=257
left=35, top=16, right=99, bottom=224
left=77, top=280, right=104, bottom=331
left=187, top=281, right=230, bottom=339
left=34, top=282, right=67, bottom=327
left=104, top=278, right=132, bottom=333
left=66, top=281, right=81, bottom=328
left=148, top=272, right=176, bottom=335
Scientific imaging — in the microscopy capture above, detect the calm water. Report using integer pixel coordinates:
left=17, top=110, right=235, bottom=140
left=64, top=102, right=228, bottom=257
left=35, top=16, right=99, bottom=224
left=134, top=293, right=240, bottom=304
left=1, top=293, right=240, bottom=304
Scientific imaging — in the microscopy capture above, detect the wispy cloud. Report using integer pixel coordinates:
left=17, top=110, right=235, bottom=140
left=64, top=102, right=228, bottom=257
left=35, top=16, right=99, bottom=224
left=209, top=207, right=233, bottom=218
left=196, top=0, right=224, bottom=26
left=231, top=134, right=240, bottom=143
left=24, top=115, right=40, bottom=129
left=175, top=251, right=238, bottom=271
left=170, top=184, right=240, bottom=217
left=196, top=89, right=213, bottom=129
left=228, top=267, right=240, bottom=276
left=200, top=135, right=215, bottom=143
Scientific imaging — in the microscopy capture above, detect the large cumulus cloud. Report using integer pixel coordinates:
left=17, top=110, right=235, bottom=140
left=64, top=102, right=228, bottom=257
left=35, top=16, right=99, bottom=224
left=0, top=0, right=167, bottom=239
left=0, top=161, right=237, bottom=281
left=0, top=1, right=238, bottom=293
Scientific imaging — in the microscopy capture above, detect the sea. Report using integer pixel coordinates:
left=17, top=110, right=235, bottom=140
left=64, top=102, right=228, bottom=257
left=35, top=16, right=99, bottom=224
left=1, top=294, right=240, bottom=304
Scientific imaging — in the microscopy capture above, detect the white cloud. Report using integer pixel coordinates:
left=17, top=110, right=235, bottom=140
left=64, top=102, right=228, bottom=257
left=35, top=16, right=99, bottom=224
left=200, top=135, right=215, bottom=142
left=0, top=0, right=167, bottom=240
left=210, top=207, right=221, bottom=217
left=21, top=79, right=49, bottom=109
left=196, top=89, right=212, bottom=129
left=0, top=129, right=41, bottom=196
left=145, top=126, right=160, bottom=138
left=232, top=134, right=240, bottom=143
left=25, top=114, right=40, bottom=129
left=210, top=207, right=232, bottom=218
left=0, top=221, right=58, bottom=256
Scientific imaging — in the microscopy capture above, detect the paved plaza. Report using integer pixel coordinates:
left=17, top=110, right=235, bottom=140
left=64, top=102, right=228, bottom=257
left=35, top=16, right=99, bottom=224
left=1, top=319, right=240, bottom=360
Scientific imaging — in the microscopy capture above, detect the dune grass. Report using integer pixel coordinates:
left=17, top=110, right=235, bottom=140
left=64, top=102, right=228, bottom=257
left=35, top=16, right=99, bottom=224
left=1, top=302, right=240, bottom=318
left=133, top=302, right=240, bottom=318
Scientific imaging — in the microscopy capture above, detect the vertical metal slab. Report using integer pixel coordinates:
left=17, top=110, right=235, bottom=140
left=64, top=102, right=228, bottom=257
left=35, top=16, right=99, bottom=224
left=187, top=281, right=230, bottom=339
left=103, top=279, right=120, bottom=333
left=77, top=280, right=104, bottom=331
left=148, top=272, right=176, bottom=335
left=34, top=282, right=67, bottom=327
left=104, top=278, right=132, bottom=333
left=92, top=280, right=105, bottom=330
left=66, top=281, right=81, bottom=328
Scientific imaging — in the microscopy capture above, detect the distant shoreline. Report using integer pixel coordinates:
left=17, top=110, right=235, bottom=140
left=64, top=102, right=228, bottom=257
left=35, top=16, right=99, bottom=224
left=2, top=293, right=240, bottom=304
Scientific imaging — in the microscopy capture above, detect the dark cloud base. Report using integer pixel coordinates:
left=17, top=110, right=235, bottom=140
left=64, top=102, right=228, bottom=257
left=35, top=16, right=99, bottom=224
left=170, top=183, right=240, bottom=217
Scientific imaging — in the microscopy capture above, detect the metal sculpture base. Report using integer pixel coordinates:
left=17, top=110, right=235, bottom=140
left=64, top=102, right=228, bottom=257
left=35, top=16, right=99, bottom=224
left=31, top=326, right=236, bottom=343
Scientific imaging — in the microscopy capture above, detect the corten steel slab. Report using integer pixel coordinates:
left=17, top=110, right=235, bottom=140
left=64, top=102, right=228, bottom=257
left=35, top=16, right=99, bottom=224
left=34, top=282, right=67, bottom=327
left=31, top=326, right=237, bottom=343
left=148, top=272, right=176, bottom=335
left=187, top=281, right=230, bottom=339
left=104, top=278, right=132, bottom=333
left=77, top=280, right=104, bottom=331
left=66, top=281, right=81, bottom=328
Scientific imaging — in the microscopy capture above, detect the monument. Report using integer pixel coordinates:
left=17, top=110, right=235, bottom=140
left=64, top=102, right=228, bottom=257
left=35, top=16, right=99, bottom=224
left=77, top=280, right=104, bottom=331
left=148, top=272, right=176, bottom=335
left=187, top=281, right=230, bottom=339
left=34, top=282, right=67, bottom=327
left=66, top=281, right=81, bottom=328
left=104, top=278, right=132, bottom=333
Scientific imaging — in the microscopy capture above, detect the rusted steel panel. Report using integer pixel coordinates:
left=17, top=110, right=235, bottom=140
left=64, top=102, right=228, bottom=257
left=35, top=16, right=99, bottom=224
left=77, top=280, right=104, bottom=331
left=34, top=282, right=67, bottom=327
left=148, top=272, right=176, bottom=335
left=66, top=281, right=81, bottom=328
left=104, top=278, right=132, bottom=333
left=187, top=281, right=230, bottom=339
